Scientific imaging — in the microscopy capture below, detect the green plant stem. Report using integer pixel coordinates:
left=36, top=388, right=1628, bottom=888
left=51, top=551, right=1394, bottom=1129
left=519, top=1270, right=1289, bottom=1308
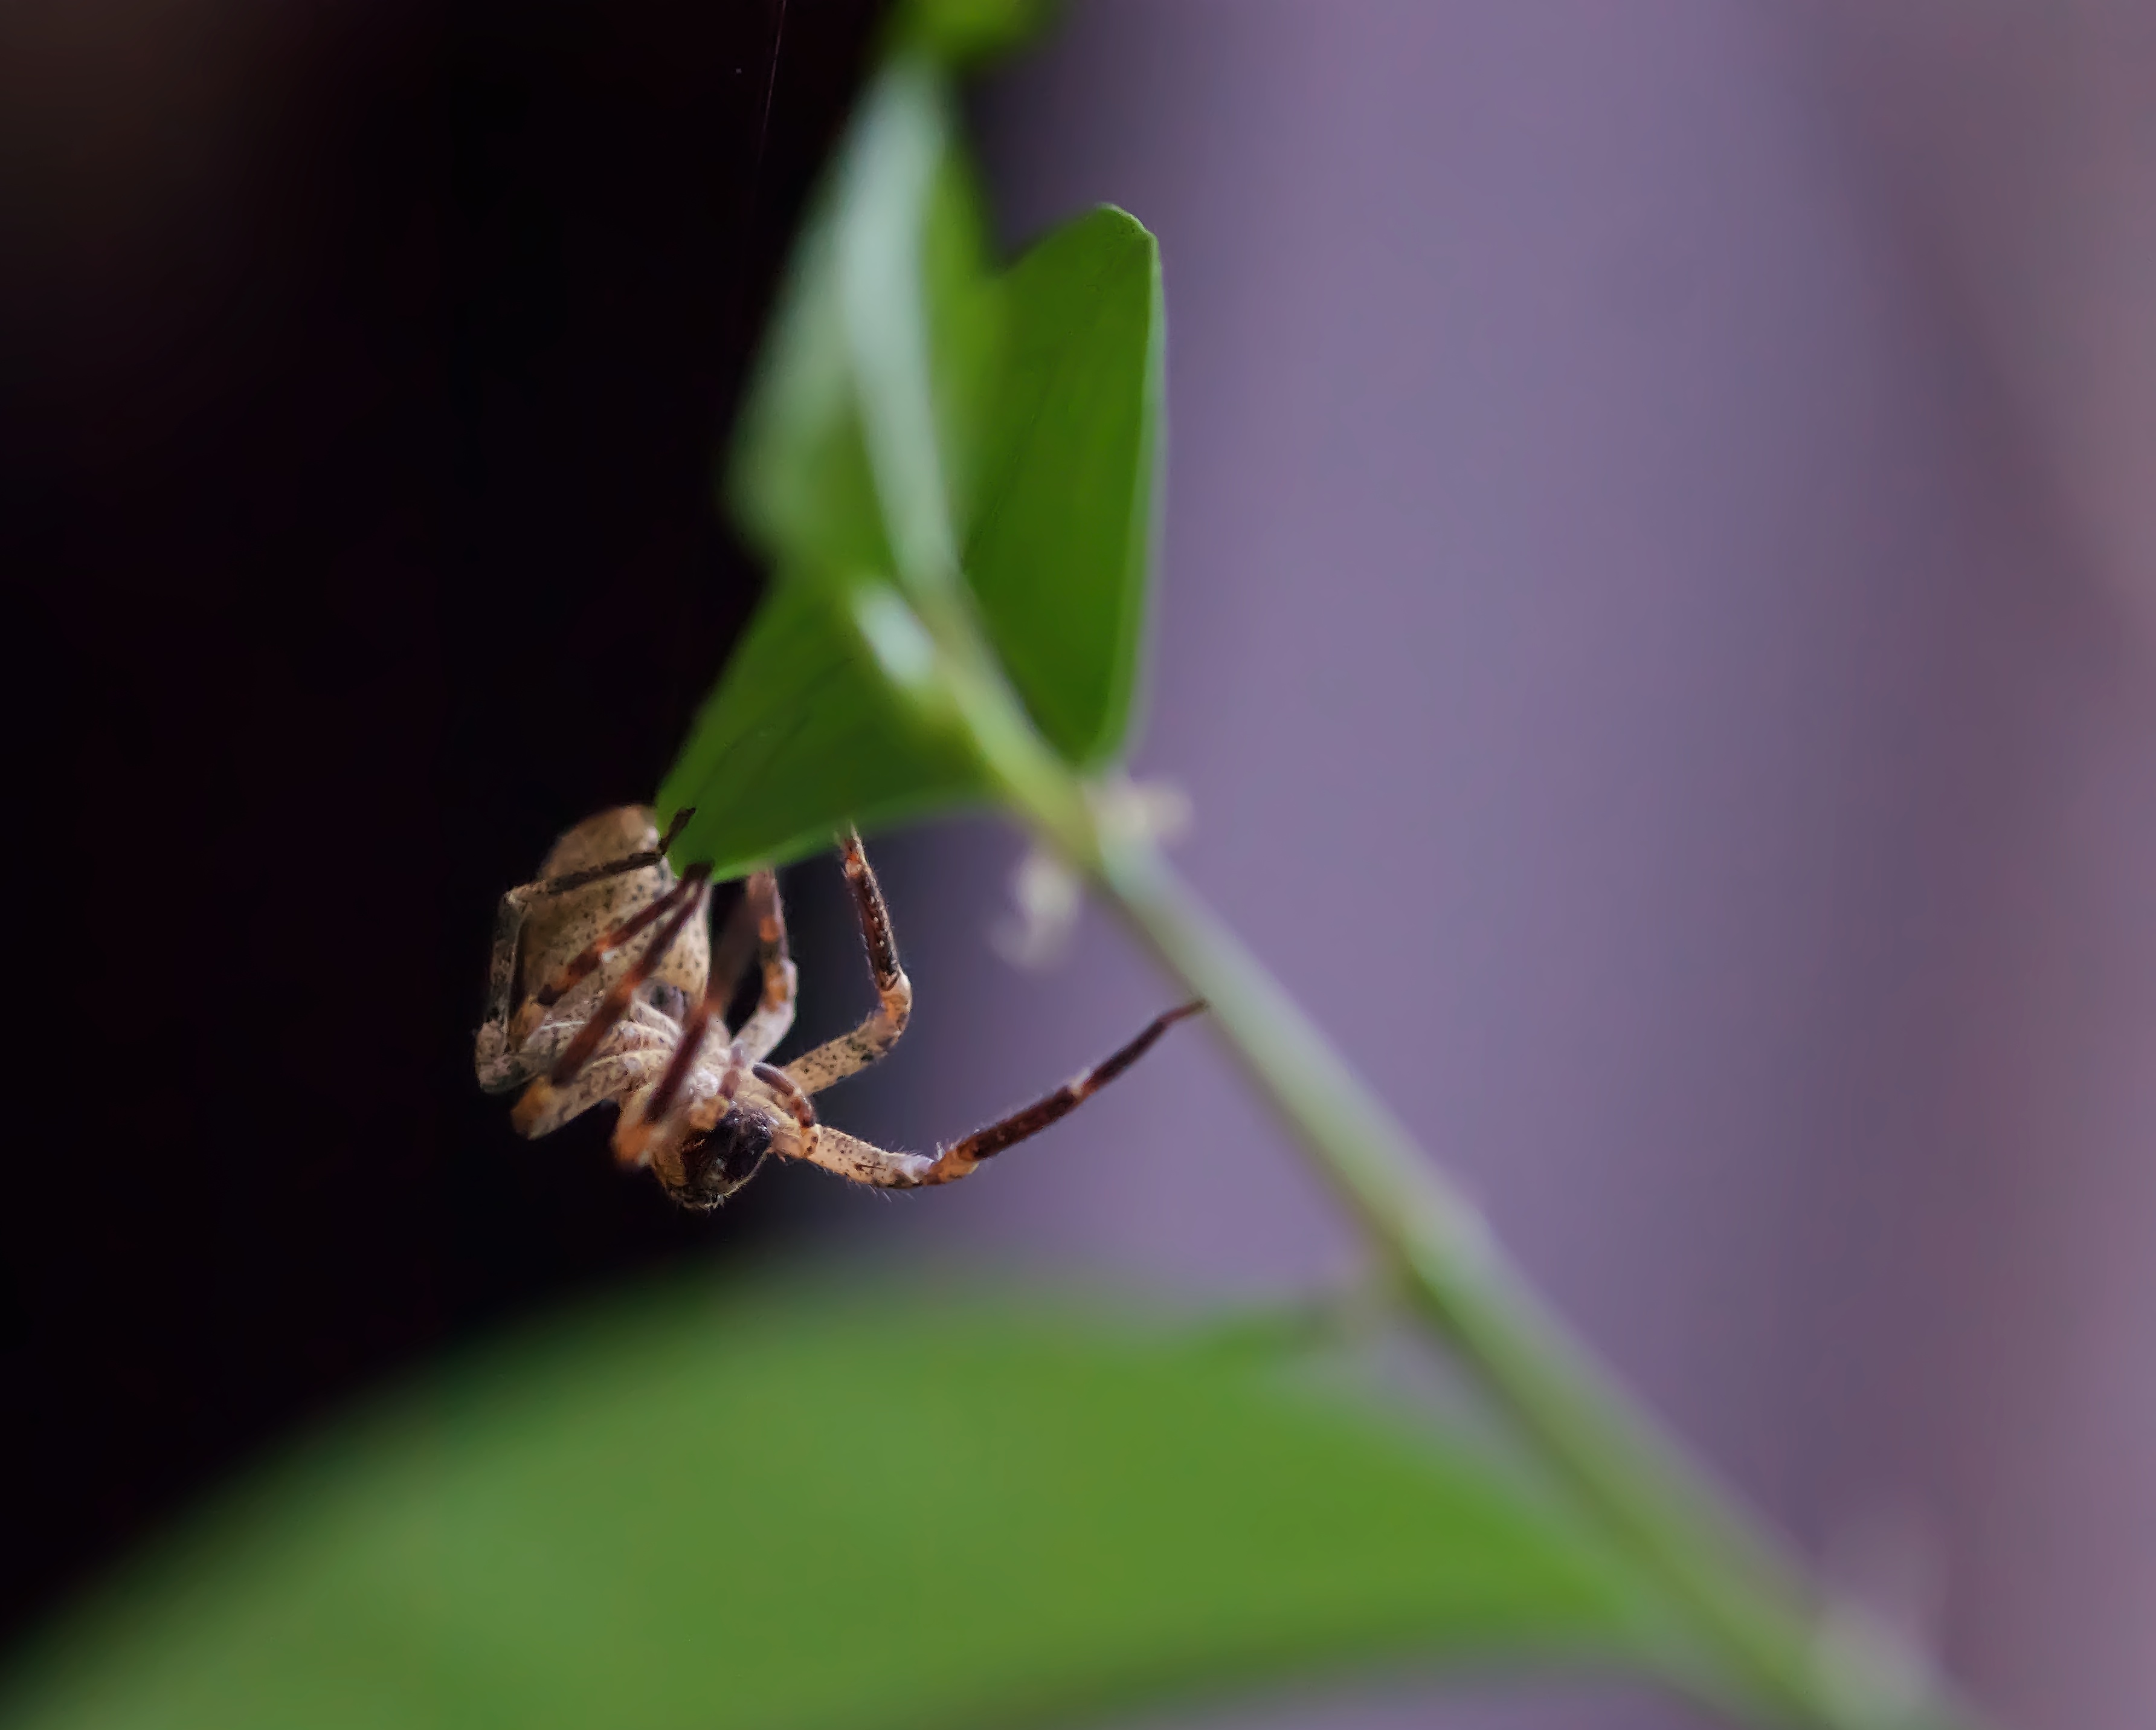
left=848, top=583, right=1987, bottom=1730
left=1095, top=845, right=1942, bottom=1730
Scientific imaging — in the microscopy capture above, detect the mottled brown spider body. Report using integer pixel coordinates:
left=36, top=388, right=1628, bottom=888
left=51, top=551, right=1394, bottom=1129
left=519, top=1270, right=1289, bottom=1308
left=476, top=806, right=1200, bottom=1208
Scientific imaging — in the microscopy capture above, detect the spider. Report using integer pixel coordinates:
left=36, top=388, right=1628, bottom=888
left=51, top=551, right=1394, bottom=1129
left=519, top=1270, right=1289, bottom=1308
left=475, top=805, right=1203, bottom=1208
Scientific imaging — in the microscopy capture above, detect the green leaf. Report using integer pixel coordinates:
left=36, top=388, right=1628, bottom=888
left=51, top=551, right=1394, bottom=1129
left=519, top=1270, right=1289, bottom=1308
left=693, top=54, right=1171, bottom=866
left=726, top=193, right=892, bottom=579
left=892, top=0, right=1063, bottom=66
left=968, top=205, right=1163, bottom=764
left=832, top=64, right=997, bottom=594
left=1, top=1279, right=1668, bottom=1730
left=729, top=64, right=999, bottom=592
left=684, top=198, right=1168, bottom=868
left=655, top=579, right=990, bottom=879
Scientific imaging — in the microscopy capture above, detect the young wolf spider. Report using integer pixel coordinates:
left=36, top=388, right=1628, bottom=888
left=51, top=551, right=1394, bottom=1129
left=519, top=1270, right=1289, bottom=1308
left=475, top=806, right=1203, bottom=1209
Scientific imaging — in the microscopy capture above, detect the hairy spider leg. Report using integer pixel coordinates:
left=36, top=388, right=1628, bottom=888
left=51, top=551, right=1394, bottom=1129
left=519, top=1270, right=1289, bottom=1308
left=704, top=877, right=767, bottom=1025
left=614, top=886, right=756, bottom=1159
left=785, top=1001, right=1205, bottom=1189
left=481, top=807, right=696, bottom=1050
left=545, top=869, right=712, bottom=1083
left=731, top=870, right=798, bottom=1062
left=530, top=805, right=694, bottom=898
left=640, top=865, right=790, bottom=1067
left=614, top=866, right=794, bottom=1163
left=924, top=1000, right=1207, bottom=1180
left=510, top=867, right=707, bottom=1044
left=754, top=1061, right=818, bottom=1141
left=614, top=1032, right=752, bottom=1167
left=509, top=869, right=713, bottom=1133
left=516, top=1038, right=673, bottom=1139
left=782, top=830, right=913, bottom=1096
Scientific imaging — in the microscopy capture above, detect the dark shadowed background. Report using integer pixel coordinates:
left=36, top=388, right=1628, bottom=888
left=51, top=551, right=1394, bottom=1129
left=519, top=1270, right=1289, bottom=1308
left=5, top=5, right=2152, bottom=1730
left=4, top=0, right=881, bottom=1638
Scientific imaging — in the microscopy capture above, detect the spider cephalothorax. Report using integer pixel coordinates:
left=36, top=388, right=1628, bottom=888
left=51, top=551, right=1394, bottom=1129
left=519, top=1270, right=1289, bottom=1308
left=475, top=805, right=1200, bottom=1207
left=658, top=1112, right=774, bottom=1210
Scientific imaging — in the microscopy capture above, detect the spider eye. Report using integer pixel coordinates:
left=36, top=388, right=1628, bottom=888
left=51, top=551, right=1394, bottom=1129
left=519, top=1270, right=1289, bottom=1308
left=645, top=982, right=689, bottom=1022
left=664, top=1113, right=773, bottom=1210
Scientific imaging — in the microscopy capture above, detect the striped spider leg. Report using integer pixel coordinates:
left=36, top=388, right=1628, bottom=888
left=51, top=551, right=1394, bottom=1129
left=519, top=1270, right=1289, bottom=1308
left=763, top=830, right=1204, bottom=1189
left=474, top=804, right=710, bottom=1094
left=478, top=809, right=1201, bottom=1207
left=475, top=804, right=797, bottom=1203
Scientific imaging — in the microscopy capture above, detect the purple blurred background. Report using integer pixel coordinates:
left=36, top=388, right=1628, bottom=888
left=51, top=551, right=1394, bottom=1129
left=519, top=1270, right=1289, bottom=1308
left=7, top=3, right=2151, bottom=1727
left=809, top=6, right=2156, bottom=1729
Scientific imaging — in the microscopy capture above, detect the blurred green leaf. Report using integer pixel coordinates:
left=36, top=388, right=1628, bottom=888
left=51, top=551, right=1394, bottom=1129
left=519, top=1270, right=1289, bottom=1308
left=968, top=205, right=1163, bottom=764
left=892, top=0, right=1062, bottom=66
left=694, top=62, right=1011, bottom=874
left=655, top=579, right=990, bottom=880
left=730, top=65, right=999, bottom=590
left=832, top=64, right=998, bottom=593
left=726, top=189, right=891, bottom=579
left=1, top=1280, right=1667, bottom=1730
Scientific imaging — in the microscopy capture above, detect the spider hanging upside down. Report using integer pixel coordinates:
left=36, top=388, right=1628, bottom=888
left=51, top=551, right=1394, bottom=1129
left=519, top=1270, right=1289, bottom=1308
left=475, top=806, right=1203, bottom=1209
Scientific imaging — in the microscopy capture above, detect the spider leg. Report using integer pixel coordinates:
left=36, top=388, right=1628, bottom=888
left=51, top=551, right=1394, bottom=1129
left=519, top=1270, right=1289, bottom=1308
left=478, top=873, right=704, bottom=1093
left=784, top=829, right=913, bottom=1096
left=512, top=1040, right=669, bottom=1138
left=526, top=806, right=693, bottom=899
left=477, top=884, right=549, bottom=1087
left=476, top=808, right=695, bottom=1084
left=731, top=870, right=798, bottom=1061
left=509, top=865, right=710, bottom=1044
left=484, top=1005, right=675, bottom=1094
left=508, top=873, right=712, bottom=1125
left=705, top=877, right=764, bottom=1020
left=614, top=1035, right=751, bottom=1167
left=753, top=1060, right=817, bottom=1139
left=786, top=1127, right=932, bottom=1186
left=782, top=1001, right=1205, bottom=1187
left=611, top=866, right=793, bottom=1160
left=546, top=871, right=710, bottom=1082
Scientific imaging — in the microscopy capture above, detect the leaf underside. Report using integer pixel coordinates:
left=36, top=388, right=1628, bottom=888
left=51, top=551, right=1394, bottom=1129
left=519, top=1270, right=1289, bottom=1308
left=655, top=579, right=987, bottom=880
